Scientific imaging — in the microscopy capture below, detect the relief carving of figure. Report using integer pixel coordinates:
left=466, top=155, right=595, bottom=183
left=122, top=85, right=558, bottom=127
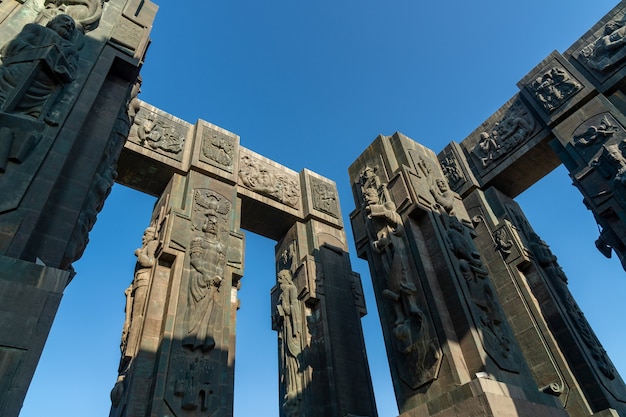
left=477, top=131, right=500, bottom=167
left=239, top=155, right=301, bottom=207
left=134, top=112, right=184, bottom=154
left=430, top=177, right=455, bottom=214
left=472, top=101, right=535, bottom=168
left=528, top=232, right=568, bottom=284
left=531, top=67, right=581, bottom=112
left=574, top=115, right=619, bottom=147
left=312, top=178, right=338, bottom=217
left=593, top=142, right=626, bottom=210
left=439, top=155, right=462, bottom=185
left=0, top=14, right=78, bottom=124
left=122, top=226, right=159, bottom=357
left=360, top=167, right=422, bottom=327
left=581, top=19, right=626, bottom=72
left=42, top=0, right=104, bottom=31
left=275, top=269, right=305, bottom=414
left=202, top=131, right=234, bottom=168
left=446, top=216, right=515, bottom=366
left=183, top=196, right=228, bottom=352
left=111, top=225, right=158, bottom=407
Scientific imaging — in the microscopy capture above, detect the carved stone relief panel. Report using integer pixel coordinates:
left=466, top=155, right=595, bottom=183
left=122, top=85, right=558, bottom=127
left=128, top=106, right=186, bottom=161
left=310, top=176, right=339, bottom=218
left=528, top=66, right=582, bottom=113
left=469, top=99, right=537, bottom=171
left=272, top=240, right=309, bottom=417
left=573, top=6, right=626, bottom=82
left=572, top=112, right=626, bottom=167
left=407, top=147, right=461, bottom=216
left=238, top=150, right=301, bottom=208
left=182, top=189, right=232, bottom=353
left=36, top=0, right=106, bottom=32
left=199, top=126, right=236, bottom=173
left=356, top=163, right=441, bottom=389
left=518, top=52, right=591, bottom=126
left=442, top=214, right=520, bottom=373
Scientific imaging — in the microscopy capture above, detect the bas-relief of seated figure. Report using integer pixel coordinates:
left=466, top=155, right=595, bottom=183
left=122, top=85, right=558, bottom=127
left=0, top=14, right=78, bottom=124
left=583, top=19, right=626, bottom=72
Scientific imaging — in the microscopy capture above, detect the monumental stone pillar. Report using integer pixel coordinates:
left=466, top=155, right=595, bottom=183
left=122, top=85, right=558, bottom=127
left=271, top=218, right=377, bottom=417
left=350, top=133, right=569, bottom=417
left=0, top=1, right=156, bottom=416
left=437, top=95, right=626, bottom=416
left=109, top=171, right=245, bottom=417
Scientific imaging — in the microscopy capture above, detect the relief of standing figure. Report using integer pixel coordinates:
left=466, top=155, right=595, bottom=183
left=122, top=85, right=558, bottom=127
left=360, top=167, right=423, bottom=329
left=275, top=269, right=304, bottom=416
left=183, top=208, right=226, bottom=352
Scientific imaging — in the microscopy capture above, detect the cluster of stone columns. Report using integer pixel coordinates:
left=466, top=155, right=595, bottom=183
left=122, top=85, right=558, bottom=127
left=1, top=1, right=626, bottom=417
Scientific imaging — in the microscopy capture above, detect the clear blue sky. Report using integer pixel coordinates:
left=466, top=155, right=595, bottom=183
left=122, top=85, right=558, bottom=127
left=20, top=1, right=625, bottom=416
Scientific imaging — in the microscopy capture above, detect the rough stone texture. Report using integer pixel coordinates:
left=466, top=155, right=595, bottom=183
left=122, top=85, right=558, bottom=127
left=398, top=379, right=570, bottom=417
left=0, top=255, right=70, bottom=417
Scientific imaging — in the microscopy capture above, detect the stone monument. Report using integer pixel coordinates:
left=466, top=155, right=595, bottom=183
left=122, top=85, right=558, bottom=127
left=0, top=1, right=626, bottom=417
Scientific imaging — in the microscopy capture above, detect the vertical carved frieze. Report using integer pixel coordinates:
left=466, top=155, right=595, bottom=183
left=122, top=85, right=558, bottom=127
left=443, top=214, right=519, bottom=372
left=157, top=185, right=239, bottom=415
left=272, top=236, right=309, bottom=417
left=355, top=162, right=441, bottom=392
left=274, top=268, right=306, bottom=416
left=506, top=203, right=622, bottom=385
left=182, top=189, right=231, bottom=353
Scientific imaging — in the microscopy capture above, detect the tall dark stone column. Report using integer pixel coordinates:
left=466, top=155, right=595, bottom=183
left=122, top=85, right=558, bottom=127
left=109, top=172, right=245, bottom=417
left=0, top=2, right=156, bottom=416
left=272, top=219, right=377, bottom=417
left=350, top=133, right=569, bottom=417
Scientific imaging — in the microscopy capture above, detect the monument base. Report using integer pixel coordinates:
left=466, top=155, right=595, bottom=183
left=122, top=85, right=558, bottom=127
left=0, top=255, right=69, bottom=417
left=399, top=378, right=569, bottom=417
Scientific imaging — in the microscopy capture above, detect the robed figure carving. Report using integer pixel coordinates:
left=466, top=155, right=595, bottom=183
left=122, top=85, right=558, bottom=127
left=183, top=194, right=228, bottom=352
left=0, top=14, right=78, bottom=123
left=111, top=225, right=159, bottom=407
left=359, top=165, right=440, bottom=389
left=275, top=269, right=305, bottom=416
left=360, top=166, right=422, bottom=331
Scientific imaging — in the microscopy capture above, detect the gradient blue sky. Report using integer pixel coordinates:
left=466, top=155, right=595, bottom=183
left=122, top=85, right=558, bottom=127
left=20, top=1, right=625, bottom=416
